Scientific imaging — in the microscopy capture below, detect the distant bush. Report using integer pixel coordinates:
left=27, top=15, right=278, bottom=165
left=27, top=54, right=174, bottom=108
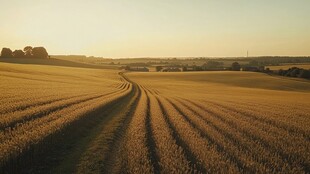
left=278, top=69, right=284, bottom=76
left=287, top=67, right=299, bottom=77
left=156, top=66, right=163, bottom=72
left=277, top=67, right=310, bottom=79
left=231, top=62, right=241, bottom=71
left=298, top=69, right=310, bottom=78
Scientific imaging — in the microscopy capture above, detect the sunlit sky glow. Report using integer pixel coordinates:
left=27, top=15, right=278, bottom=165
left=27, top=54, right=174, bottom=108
left=0, top=0, right=310, bottom=58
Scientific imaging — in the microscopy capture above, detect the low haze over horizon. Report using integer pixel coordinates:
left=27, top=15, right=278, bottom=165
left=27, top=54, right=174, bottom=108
left=0, top=0, right=310, bottom=58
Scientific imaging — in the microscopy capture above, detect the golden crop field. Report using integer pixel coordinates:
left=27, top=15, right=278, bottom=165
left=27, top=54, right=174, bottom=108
left=1, top=63, right=310, bottom=173
left=126, top=71, right=310, bottom=173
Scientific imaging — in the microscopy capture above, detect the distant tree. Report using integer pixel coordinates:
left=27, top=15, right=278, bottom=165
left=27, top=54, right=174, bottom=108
left=194, top=66, right=203, bottom=71
left=289, top=67, right=300, bottom=77
left=13, top=50, right=25, bottom=58
left=278, top=69, right=285, bottom=76
left=182, top=66, right=187, bottom=71
left=231, top=62, right=241, bottom=71
left=249, top=60, right=259, bottom=66
left=265, top=67, right=272, bottom=73
left=32, top=47, right=48, bottom=58
left=156, top=66, right=163, bottom=72
left=283, top=68, right=291, bottom=76
left=203, top=61, right=224, bottom=70
left=1, top=48, right=13, bottom=58
left=23, top=46, right=33, bottom=57
left=298, top=69, right=310, bottom=79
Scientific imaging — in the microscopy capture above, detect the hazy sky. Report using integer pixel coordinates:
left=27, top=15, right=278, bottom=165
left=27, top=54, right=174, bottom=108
left=0, top=0, right=309, bottom=57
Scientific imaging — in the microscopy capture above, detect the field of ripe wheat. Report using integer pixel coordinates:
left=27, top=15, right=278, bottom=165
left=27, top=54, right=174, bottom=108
left=125, top=71, right=310, bottom=173
left=1, top=62, right=310, bottom=173
left=0, top=62, right=134, bottom=173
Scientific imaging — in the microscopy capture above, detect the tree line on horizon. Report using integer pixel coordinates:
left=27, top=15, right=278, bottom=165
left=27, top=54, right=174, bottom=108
left=0, top=46, right=49, bottom=59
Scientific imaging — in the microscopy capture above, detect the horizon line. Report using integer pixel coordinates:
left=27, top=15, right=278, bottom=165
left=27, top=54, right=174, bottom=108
left=51, top=54, right=310, bottom=59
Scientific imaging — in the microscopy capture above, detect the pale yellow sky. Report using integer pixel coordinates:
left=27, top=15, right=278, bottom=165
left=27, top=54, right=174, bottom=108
left=0, top=0, right=310, bottom=58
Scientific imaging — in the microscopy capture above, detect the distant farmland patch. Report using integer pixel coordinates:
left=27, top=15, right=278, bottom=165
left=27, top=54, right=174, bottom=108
left=267, top=63, right=310, bottom=70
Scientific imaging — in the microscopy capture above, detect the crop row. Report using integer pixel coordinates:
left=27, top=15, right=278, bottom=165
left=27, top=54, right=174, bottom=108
left=111, top=79, right=309, bottom=173
left=0, top=81, right=132, bottom=171
left=174, top=97, right=309, bottom=173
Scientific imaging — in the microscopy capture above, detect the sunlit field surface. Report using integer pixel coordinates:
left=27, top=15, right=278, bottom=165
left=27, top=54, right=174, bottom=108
left=127, top=71, right=310, bottom=173
left=0, top=63, right=133, bottom=173
left=1, top=63, right=309, bottom=173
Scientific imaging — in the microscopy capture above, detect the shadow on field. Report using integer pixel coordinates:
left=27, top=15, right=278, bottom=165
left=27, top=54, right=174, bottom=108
left=0, top=58, right=116, bottom=69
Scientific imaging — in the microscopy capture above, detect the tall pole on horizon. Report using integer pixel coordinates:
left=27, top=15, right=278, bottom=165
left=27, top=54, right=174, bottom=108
left=247, top=50, right=249, bottom=58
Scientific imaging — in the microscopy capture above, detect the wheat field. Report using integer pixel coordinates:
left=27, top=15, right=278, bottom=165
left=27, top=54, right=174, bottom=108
left=1, top=63, right=310, bottom=173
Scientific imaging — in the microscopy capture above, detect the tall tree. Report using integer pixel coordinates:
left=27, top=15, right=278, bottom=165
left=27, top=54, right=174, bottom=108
left=23, top=46, right=33, bottom=58
left=32, top=47, right=48, bottom=58
left=1, top=48, right=13, bottom=58
left=13, top=50, right=25, bottom=58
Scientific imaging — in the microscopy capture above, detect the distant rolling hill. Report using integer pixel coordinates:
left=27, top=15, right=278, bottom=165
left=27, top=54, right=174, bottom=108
left=128, top=71, right=310, bottom=92
left=0, top=57, right=116, bottom=69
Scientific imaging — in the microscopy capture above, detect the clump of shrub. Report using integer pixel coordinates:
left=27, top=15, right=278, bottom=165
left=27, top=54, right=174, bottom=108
left=278, top=67, right=310, bottom=79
